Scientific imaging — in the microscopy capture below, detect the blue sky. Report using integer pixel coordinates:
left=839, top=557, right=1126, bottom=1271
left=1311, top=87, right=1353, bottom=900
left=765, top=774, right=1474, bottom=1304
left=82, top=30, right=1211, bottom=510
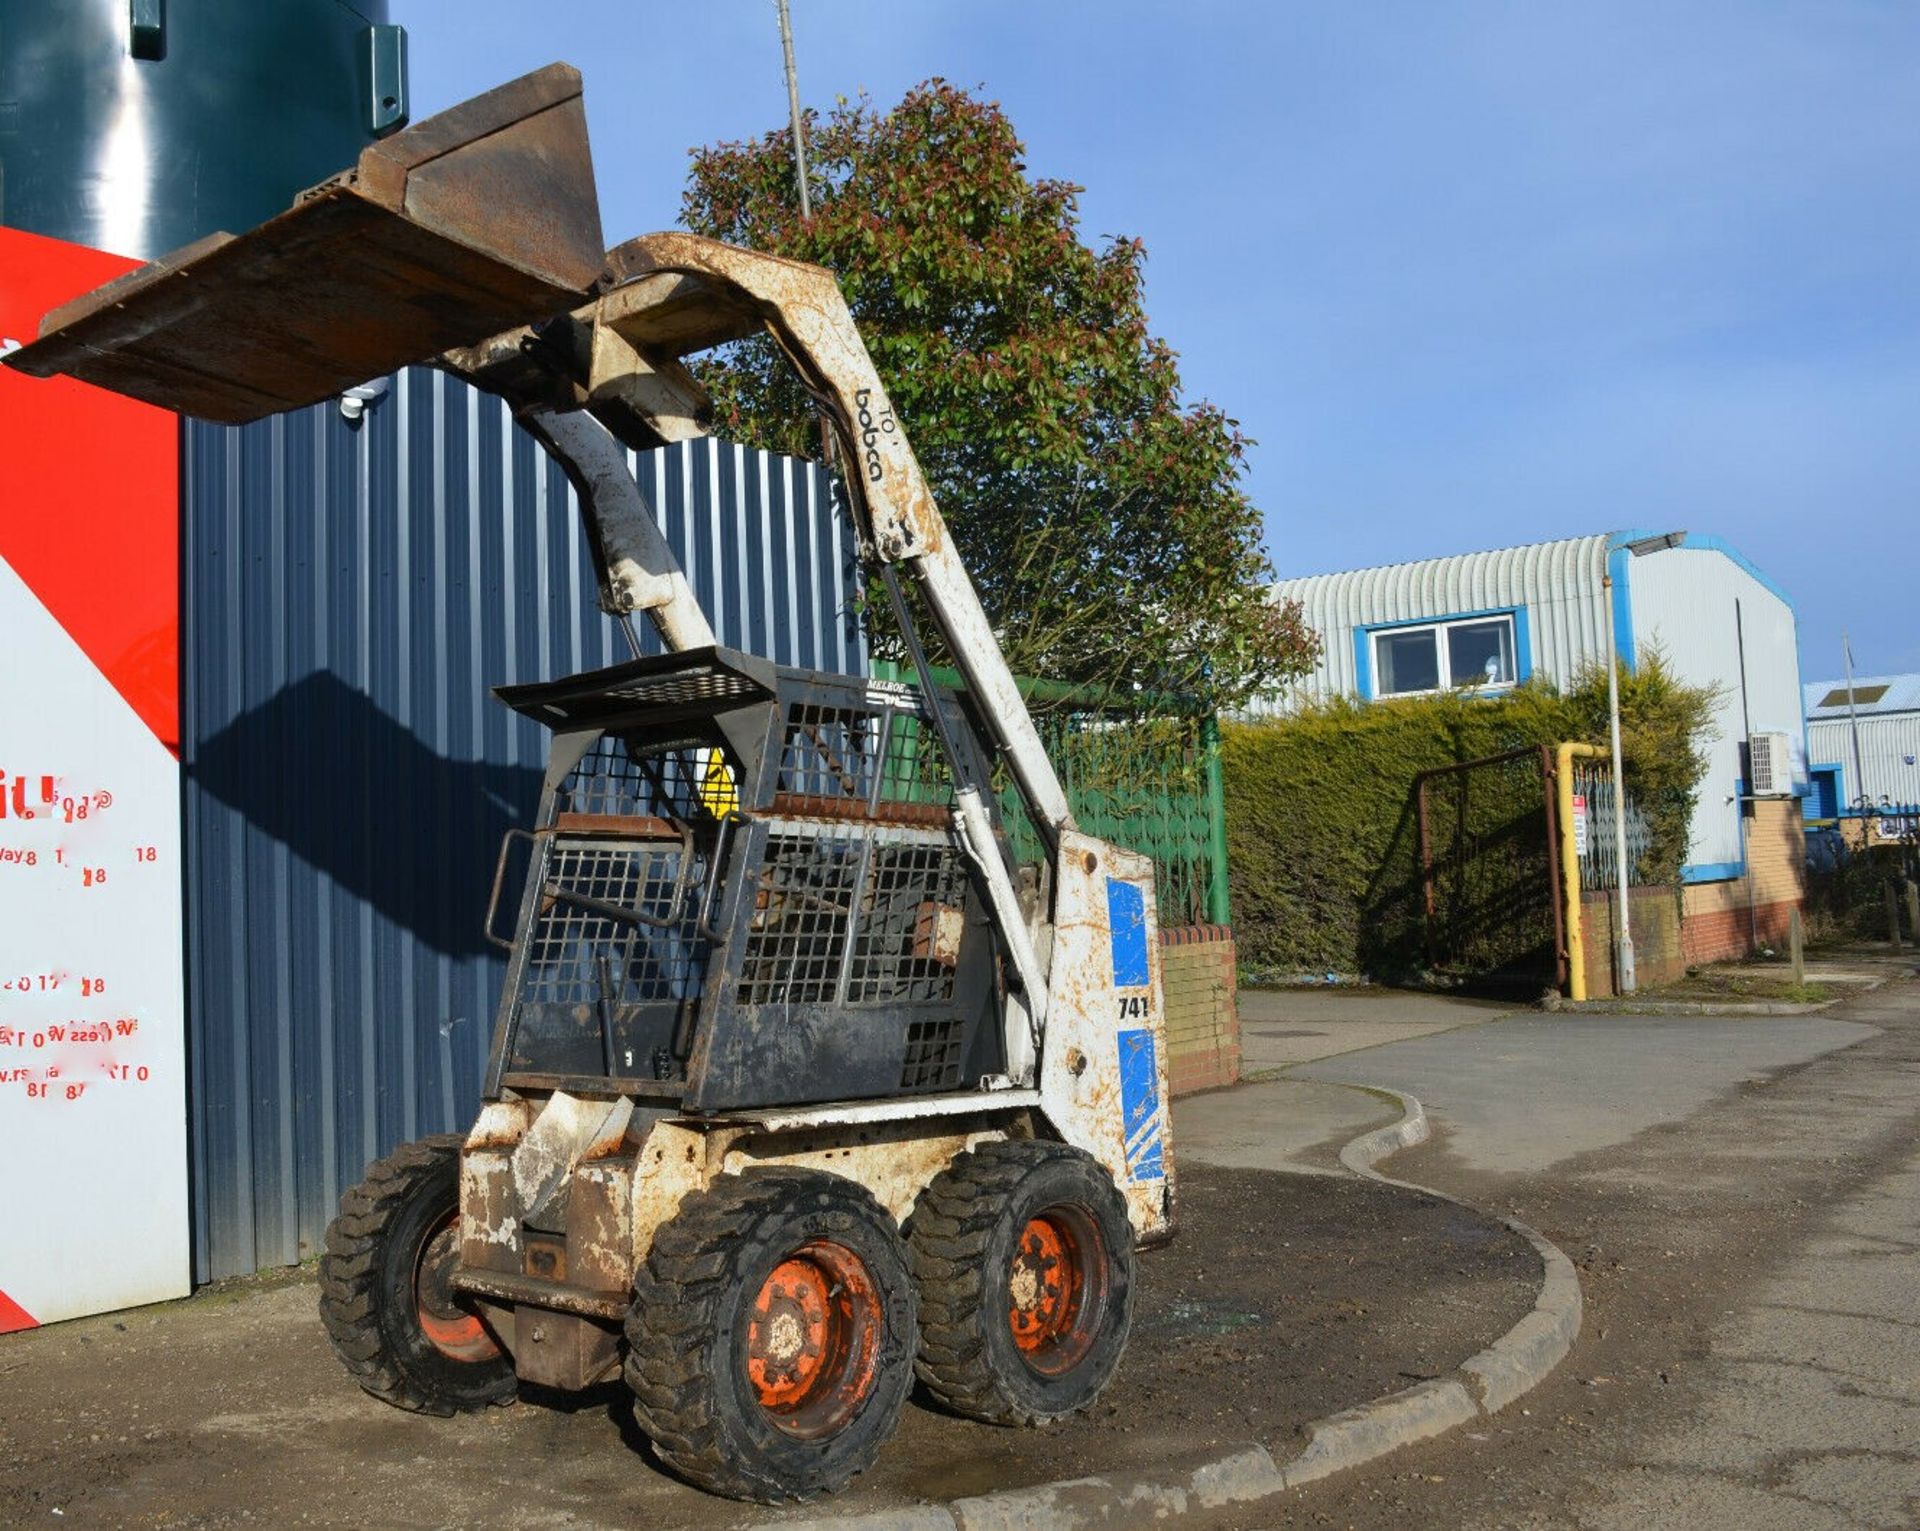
left=408, top=1, right=1920, bottom=679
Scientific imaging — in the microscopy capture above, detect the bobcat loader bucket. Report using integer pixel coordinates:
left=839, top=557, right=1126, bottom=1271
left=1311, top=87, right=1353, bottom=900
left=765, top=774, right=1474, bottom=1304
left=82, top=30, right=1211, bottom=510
left=3, top=63, right=602, bottom=423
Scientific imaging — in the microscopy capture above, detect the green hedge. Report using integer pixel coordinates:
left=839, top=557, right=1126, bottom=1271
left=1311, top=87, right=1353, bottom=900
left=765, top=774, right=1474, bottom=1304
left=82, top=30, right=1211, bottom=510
left=1225, top=658, right=1715, bottom=979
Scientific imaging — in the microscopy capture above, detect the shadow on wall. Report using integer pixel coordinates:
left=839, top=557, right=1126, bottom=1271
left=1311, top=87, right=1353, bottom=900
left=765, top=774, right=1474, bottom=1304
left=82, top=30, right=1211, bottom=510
left=1357, top=790, right=1426, bottom=981
left=1358, top=781, right=1558, bottom=995
left=189, top=670, right=545, bottom=958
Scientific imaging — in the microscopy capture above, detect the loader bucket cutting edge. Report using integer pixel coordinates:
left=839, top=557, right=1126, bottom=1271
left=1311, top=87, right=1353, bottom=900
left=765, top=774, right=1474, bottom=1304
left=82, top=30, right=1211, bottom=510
left=2, top=62, right=604, bottom=425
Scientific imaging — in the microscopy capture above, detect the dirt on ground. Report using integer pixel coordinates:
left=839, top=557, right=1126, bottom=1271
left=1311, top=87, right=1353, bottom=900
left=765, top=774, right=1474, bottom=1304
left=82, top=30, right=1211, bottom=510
left=1648, top=967, right=1841, bottom=1004
left=1638, top=949, right=1894, bottom=1006
left=0, top=1165, right=1537, bottom=1529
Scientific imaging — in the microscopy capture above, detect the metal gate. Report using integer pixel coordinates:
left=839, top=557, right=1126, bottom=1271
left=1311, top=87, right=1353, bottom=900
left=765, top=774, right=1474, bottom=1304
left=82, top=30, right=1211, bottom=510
left=1414, top=745, right=1564, bottom=992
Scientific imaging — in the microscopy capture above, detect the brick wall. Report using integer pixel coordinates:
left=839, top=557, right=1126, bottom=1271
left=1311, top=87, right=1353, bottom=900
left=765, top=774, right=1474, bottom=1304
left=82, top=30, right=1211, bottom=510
left=1579, top=885, right=1687, bottom=997
left=1160, top=925, right=1240, bottom=1096
left=1680, top=799, right=1807, bottom=964
left=1681, top=895, right=1803, bottom=964
left=1744, top=797, right=1808, bottom=907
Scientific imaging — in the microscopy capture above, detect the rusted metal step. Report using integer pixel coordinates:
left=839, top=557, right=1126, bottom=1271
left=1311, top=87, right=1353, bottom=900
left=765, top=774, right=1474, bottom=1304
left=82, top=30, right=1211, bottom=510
left=4, top=63, right=603, bottom=423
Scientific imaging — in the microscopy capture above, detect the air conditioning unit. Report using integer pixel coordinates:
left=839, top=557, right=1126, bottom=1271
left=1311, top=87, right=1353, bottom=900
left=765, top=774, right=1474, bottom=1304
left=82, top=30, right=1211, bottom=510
left=1749, top=731, right=1794, bottom=797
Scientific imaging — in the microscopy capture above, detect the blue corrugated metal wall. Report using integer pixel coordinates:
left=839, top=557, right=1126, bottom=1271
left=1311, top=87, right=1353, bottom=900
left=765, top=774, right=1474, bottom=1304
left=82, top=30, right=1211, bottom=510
left=182, top=367, right=864, bottom=1281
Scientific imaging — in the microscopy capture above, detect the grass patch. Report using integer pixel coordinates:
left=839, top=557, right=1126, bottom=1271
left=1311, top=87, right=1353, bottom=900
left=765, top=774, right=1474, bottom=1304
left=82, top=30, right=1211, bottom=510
left=1652, top=969, right=1838, bottom=1005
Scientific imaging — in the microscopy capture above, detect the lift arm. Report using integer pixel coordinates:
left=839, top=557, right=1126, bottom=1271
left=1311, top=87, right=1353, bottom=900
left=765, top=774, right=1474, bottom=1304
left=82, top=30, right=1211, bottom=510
left=0, top=62, right=1075, bottom=845
left=569, top=233, right=1078, bottom=844
left=0, top=65, right=1078, bottom=1060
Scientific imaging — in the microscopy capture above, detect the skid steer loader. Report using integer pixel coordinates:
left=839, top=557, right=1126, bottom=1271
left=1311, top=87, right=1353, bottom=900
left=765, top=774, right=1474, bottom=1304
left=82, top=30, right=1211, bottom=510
left=6, top=64, right=1176, bottom=1503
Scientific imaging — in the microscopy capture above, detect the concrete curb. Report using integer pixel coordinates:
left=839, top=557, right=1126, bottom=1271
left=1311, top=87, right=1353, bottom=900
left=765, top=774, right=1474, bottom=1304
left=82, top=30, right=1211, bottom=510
left=744, top=1088, right=1582, bottom=1530
left=1550, top=965, right=1900, bottom=1018
left=1345, top=1087, right=1584, bottom=1423
left=1552, top=996, right=1840, bottom=1016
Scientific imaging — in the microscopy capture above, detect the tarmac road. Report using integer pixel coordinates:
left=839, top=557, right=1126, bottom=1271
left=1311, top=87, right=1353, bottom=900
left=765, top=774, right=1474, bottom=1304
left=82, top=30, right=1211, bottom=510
left=1211, top=960, right=1920, bottom=1529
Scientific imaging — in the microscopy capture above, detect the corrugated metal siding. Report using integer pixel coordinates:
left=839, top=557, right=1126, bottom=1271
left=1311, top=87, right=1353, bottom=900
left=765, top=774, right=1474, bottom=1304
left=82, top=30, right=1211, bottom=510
left=1628, top=545, right=1803, bottom=871
left=1257, top=534, right=1612, bottom=712
left=1804, top=671, right=1920, bottom=719
left=1808, top=715, right=1920, bottom=811
left=183, top=367, right=864, bottom=1281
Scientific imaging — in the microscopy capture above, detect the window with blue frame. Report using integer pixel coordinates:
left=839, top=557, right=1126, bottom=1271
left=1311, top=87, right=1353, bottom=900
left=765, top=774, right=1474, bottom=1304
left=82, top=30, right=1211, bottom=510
left=1372, top=614, right=1519, bottom=697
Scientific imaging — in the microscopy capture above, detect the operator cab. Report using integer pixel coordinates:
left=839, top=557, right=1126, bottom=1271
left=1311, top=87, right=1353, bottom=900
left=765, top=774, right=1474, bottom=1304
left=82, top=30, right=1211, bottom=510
left=484, top=646, right=1007, bottom=1112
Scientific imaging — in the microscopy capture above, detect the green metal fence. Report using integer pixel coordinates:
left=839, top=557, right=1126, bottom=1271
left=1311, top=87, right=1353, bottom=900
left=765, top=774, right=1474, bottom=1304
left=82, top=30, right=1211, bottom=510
left=875, top=662, right=1228, bottom=928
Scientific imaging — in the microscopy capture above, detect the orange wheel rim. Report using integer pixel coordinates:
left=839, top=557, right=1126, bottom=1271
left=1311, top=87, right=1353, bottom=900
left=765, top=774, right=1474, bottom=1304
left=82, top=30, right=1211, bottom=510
left=413, top=1209, right=501, bottom=1363
left=746, top=1239, right=883, bottom=1438
left=1008, top=1207, right=1105, bottom=1376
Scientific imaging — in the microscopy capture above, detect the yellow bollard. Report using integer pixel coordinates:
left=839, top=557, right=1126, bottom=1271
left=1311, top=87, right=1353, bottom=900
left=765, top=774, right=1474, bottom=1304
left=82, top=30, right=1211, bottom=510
left=1557, top=742, right=1604, bottom=1001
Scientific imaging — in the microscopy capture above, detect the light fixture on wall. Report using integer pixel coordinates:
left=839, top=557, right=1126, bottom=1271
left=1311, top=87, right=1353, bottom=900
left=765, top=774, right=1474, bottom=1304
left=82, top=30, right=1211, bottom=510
left=1623, top=530, right=1686, bottom=556
left=338, top=376, right=391, bottom=423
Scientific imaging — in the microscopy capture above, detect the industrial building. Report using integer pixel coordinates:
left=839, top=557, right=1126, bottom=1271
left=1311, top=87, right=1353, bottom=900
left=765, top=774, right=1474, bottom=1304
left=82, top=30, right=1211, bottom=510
left=1804, top=673, right=1920, bottom=844
left=1263, top=530, right=1808, bottom=963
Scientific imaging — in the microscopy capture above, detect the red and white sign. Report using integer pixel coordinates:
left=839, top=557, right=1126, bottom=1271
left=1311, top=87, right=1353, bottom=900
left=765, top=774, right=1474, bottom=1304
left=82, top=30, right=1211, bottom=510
left=0, top=226, right=189, bottom=1329
left=1571, top=792, right=1589, bottom=856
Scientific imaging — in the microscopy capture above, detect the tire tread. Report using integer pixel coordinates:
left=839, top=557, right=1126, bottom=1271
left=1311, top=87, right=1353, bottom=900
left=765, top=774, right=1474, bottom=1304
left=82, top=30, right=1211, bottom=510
left=623, top=1170, right=912, bottom=1503
left=317, top=1133, right=515, bottom=1416
left=909, top=1139, right=1132, bottom=1426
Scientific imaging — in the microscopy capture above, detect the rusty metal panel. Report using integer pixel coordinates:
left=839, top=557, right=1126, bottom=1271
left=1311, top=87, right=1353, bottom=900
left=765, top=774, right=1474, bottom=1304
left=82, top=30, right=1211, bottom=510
left=183, top=371, right=865, bottom=1281
left=1036, top=832, right=1174, bottom=1243
left=5, top=63, right=602, bottom=422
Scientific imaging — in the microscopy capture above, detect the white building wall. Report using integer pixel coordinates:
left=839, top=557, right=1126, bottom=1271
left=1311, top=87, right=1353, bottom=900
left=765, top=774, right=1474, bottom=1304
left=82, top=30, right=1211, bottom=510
left=1624, top=541, right=1805, bottom=875
left=1261, top=534, right=1613, bottom=712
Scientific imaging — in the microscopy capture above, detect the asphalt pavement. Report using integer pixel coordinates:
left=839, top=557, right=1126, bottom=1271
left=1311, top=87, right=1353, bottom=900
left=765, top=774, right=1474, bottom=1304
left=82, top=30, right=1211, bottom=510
left=1221, top=951, right=1920, bottom=1529
left=1292, top=1008, right=1877, bottom=1174
left=1238, top=986, right=1514, bottom=1074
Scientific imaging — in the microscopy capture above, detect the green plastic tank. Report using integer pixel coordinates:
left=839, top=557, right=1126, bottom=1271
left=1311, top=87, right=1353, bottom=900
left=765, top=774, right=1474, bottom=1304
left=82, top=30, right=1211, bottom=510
left=0, top=0, right=407, bottom=260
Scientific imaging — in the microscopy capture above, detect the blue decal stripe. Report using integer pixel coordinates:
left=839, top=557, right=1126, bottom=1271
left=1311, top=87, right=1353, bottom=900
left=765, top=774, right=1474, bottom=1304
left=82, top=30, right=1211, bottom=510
left=1127, top=1135, right=1165, bottom=1182
left=1117, top=1027, right=1165, bottom=1182
left=1106, top=878, right=1150, bottom=989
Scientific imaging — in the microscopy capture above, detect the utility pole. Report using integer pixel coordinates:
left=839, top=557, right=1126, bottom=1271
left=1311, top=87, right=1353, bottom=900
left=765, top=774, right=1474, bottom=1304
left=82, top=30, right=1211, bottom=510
left=1842, top=633, right=1867, bottom=817
left=1599, top=533, right=1687, bottom=988
left=775, top=0, right=832, bottom=466
left=1602, top=570, right=1635, bottom=992
left=1735, top=598, right=1759, bottom=954
left=775, top=0, right=811, bottom=219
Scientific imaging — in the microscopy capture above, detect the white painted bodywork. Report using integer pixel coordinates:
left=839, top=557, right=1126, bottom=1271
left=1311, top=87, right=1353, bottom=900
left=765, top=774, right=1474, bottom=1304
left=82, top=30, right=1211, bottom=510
left=1035, top=833, right=1174, bottom=1238
left=456, top=817, right=1175, bottom=1287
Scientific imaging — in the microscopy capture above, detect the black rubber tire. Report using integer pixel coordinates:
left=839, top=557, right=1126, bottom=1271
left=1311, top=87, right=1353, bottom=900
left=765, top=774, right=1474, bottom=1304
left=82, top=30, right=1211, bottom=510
left=318, top=1133, right=516, bottom=1416
left=624, top=1169, right=918, bottom=1503
left=909, top=1138, right=1135, bottom=1425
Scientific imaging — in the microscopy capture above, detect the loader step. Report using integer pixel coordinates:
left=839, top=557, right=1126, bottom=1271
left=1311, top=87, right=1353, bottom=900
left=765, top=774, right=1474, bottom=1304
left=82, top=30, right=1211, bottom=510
left=451, top=1266, right=627, bottom=1323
